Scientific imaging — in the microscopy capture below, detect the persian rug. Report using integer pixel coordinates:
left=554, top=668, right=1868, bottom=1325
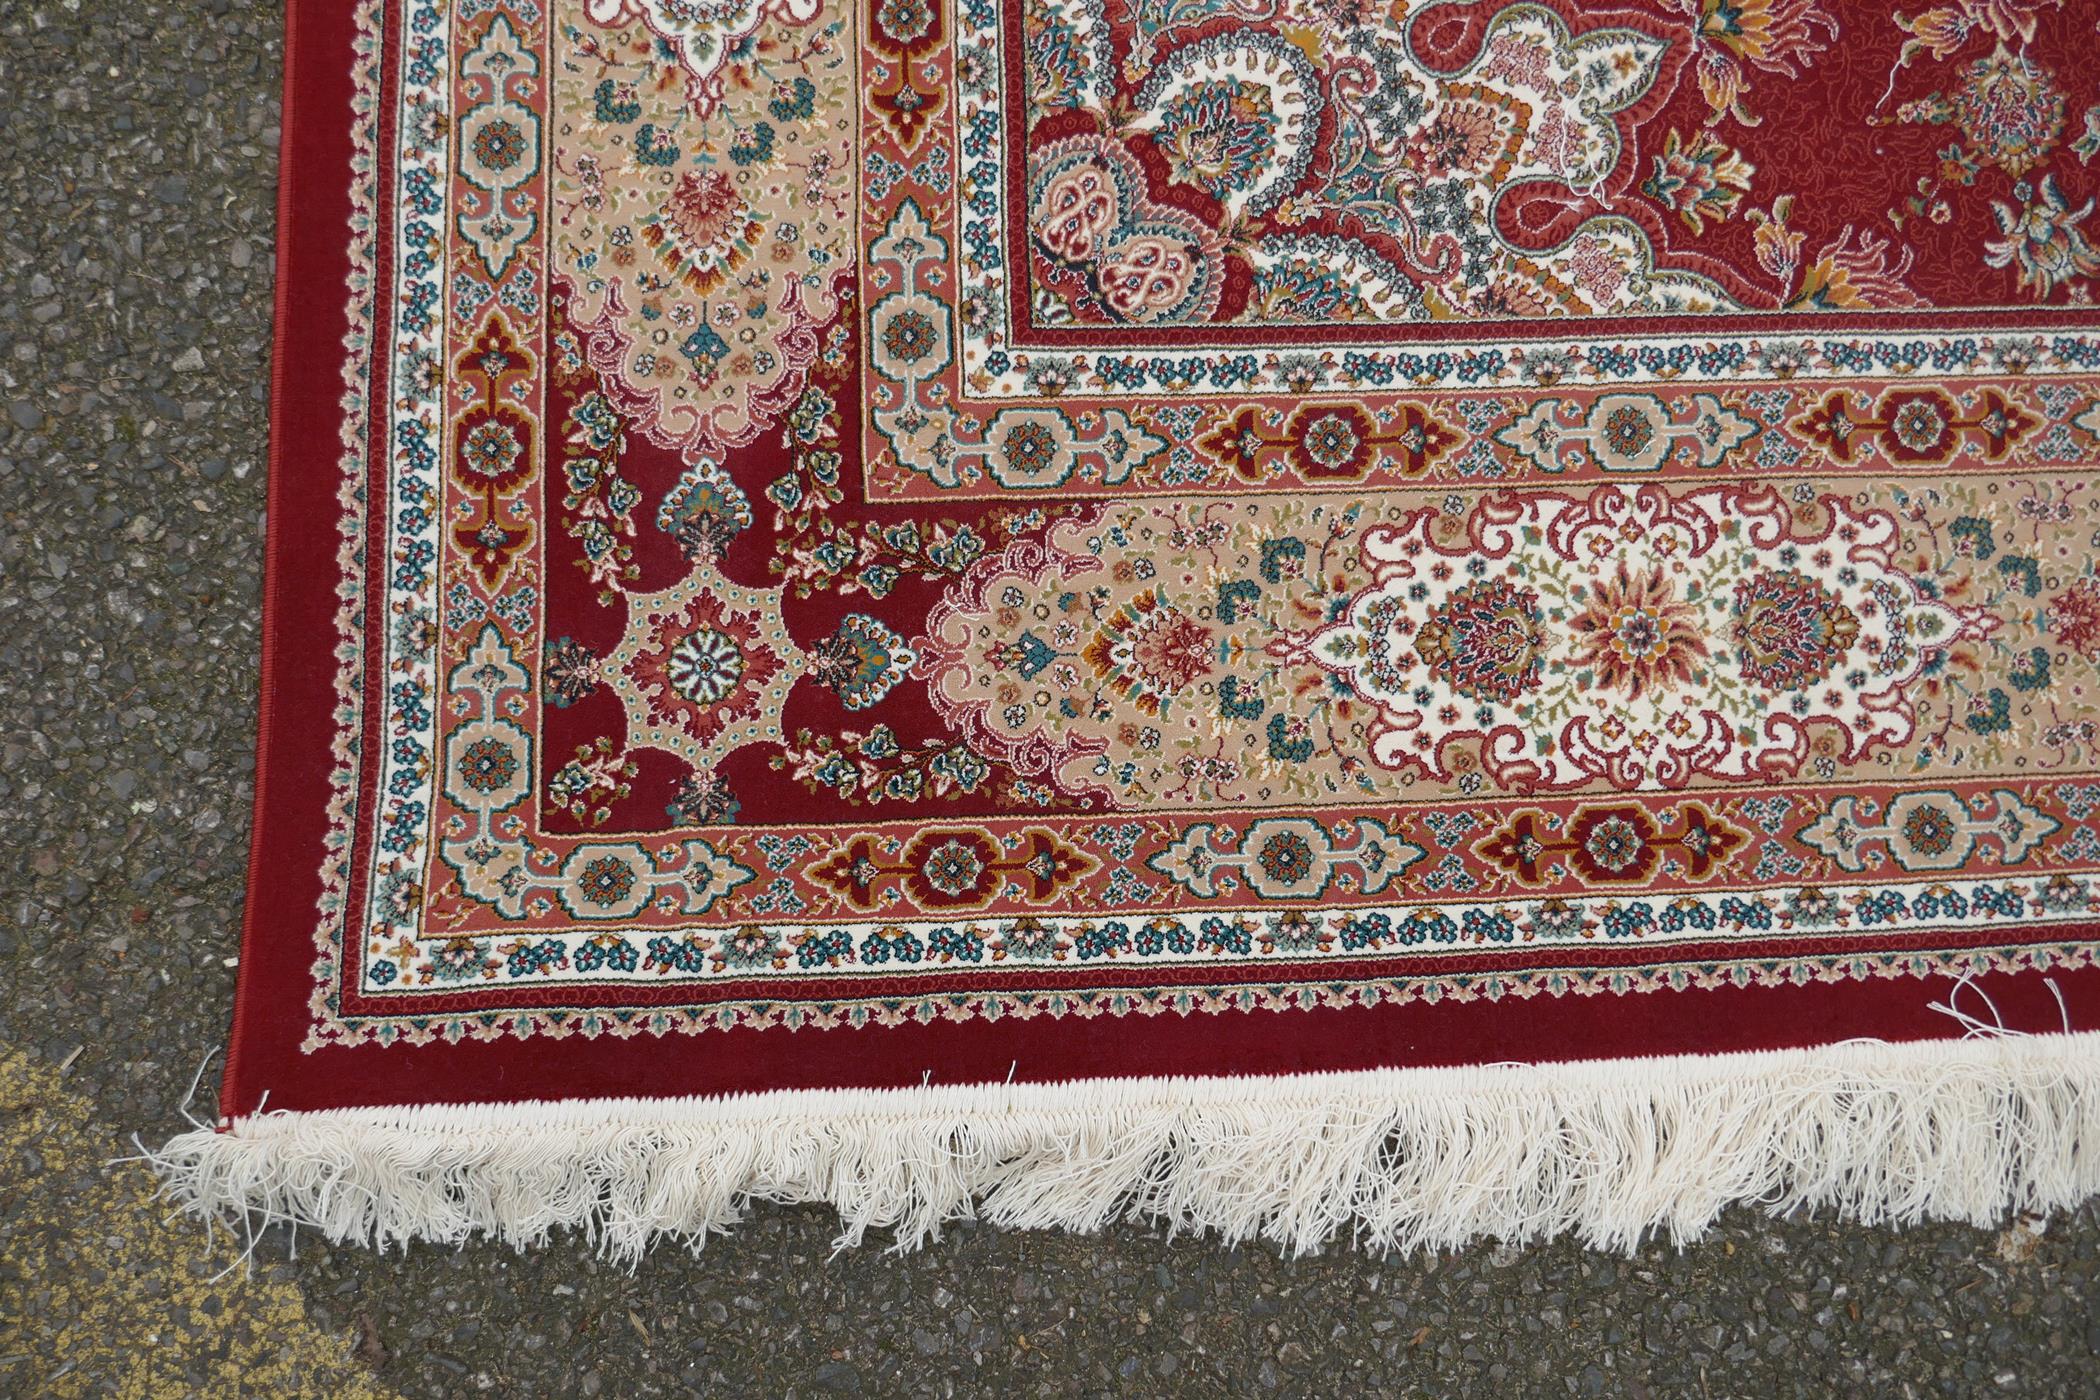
left=160, top=0, right=2100, bottom=1257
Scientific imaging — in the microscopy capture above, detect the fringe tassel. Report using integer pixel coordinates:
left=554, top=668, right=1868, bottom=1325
left=145, top=1033, right=2100, bottom=1263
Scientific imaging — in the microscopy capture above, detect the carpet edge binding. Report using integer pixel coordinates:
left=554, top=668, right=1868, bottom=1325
left=144, top=1031, right=2100, bottom=1263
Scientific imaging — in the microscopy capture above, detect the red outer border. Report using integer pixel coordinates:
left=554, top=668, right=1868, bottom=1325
left=221, top=0, right=358, bottom=1120
left=221, top=0, right=2100, bottom=1122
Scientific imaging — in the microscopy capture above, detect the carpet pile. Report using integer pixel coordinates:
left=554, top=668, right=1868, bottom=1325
left=159, top=0, right=2100, bottom=1255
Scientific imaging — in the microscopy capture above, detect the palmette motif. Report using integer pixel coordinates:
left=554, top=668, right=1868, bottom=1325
left=305, top=0, right=2100, bottom=1046
left=553, top=0, right=854, bottom=452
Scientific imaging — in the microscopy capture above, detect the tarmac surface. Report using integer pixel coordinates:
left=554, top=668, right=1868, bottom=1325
left=3, top=1, right=2099, bottom=1394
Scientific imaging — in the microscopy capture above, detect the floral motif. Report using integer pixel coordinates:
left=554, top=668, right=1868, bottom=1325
left=459, top=736, right=523, bottom=793
left=1984, top=175, right=2100, bottom=297
left=543, top=636, right=603, bottom=709
left=629, top=595, right=785, bottom=746
left=1949, top=44, right=2064, bottom=179
left=599, top=566, right=807, bottom=812
left=1567, top=564, right=1713, bottom=704
left=810, top=614, right=917, bottom=710
left=775, top=724, right=1008, bottom=806
left=1288, top=405, right=1377, bottom=480
left=657, top=457, right=754, bottom=561
left=648, top=168, right=761, bottom=293
left=1880, top=13, right=2098, bottom=302
left=1082, top=591, right=1215, bottom=716
left=1688, top=0, right=1836, bottom=126
left=1728, top=569, right=1860, bottom=693
left=1151, top=78, right=1282, bottom=201
left=1641, top=129, right=1754, bottom=234
left=2047, top=577, right=2100, bottom=658
left=1413, top=578, right=1549, bottom=706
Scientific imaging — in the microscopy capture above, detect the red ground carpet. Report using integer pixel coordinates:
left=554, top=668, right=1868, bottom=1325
left=162, top=0, right=2100, bottom=1255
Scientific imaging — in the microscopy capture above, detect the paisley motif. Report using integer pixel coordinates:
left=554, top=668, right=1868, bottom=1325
left=1728, top=569, right=1862, bottom=694
left=1126, top=29, right=1319, bottom=217
left=1013, top=0, right=1740, bottom=326
left=1027, top=135, right=1226, bottom=323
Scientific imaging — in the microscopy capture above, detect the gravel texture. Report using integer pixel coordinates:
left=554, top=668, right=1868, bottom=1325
left=2, top=2, right=2099, bottom=1395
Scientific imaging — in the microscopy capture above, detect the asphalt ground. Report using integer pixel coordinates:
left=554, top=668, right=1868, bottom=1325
left=2, top=2, right=2098, bottom=1395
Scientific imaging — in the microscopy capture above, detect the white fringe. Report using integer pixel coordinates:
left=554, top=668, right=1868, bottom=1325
left=145, top=1033, right=2100, bottom=1263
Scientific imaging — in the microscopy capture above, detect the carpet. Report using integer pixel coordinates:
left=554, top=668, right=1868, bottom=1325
left=159, top=0, right=2100, bottom=1257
